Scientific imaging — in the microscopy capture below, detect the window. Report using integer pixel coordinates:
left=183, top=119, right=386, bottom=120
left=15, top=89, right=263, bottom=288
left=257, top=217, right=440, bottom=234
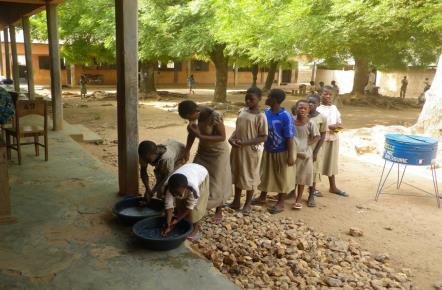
left=38, top=56, right=66, bottom=70
left=158, top=61, right=182, bottom=71
left=238, top=66, right=253, bottom=72
left=192, top=60, right=209, bottom=71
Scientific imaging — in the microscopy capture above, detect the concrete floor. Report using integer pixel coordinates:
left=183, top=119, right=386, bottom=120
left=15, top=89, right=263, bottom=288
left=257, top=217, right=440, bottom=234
left=0, top=130, right=237, bottom=290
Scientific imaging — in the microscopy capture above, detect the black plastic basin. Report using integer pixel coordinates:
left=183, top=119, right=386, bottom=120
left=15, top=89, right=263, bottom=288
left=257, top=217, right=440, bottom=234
left=132, top=216, right=193, bottom=251
left=112, top=196, right=164, bottom=225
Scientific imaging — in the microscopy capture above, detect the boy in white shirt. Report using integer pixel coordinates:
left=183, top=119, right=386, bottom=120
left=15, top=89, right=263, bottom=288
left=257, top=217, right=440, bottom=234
left=162, top=163, right=209, bottom=240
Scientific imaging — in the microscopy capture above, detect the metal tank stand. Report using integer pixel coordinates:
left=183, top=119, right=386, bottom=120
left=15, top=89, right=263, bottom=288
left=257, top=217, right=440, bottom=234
left=375, top=160, right=440, bottom=208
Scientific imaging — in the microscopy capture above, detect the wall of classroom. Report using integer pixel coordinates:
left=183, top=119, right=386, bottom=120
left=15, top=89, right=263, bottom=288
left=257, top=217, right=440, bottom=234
left=314, top=68, right=436, bottom=98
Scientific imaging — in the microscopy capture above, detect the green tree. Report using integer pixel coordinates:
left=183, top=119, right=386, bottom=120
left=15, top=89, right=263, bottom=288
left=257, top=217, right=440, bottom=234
left=291, top=0, right=441, bottom=94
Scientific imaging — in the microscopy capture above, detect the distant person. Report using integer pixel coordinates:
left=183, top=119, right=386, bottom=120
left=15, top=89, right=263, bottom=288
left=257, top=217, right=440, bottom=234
left=252, top=89, right=296, bottom=214
left=365, top=69, right=376, bottom=94
left=318, top=81, right=325, bottom=92
left=331, top=80, right=342, bottom=108
left=317, top=86, right=348, bottom=197
left=423, top=78, right=431, bottom=92
left=138, top=140, right=186, bottom=202
left=187, top=74, right=195, bottom=95
left=229, top=87, right=268, bottom=214
left=162, top=163, right=210, bottom=241
left=178, top=100, right=232, bottom=223
left=308, top=81, right=316, bottom=94
left=80, top=75, right=87, bottom=100
left=400, top=76, right=408, bottom=99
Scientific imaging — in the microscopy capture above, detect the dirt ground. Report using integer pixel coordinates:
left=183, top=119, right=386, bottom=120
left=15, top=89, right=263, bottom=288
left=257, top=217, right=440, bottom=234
left=57, top=87, right=440, bottom=289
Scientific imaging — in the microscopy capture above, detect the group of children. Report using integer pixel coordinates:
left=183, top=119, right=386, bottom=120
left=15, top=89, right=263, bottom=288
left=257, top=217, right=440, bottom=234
left=137, top=86, right=347, bottom=239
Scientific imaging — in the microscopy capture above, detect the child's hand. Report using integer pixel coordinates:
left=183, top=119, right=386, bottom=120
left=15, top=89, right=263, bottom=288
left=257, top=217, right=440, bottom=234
left=188, top=124, right=201, bottom=138
left=312, top=152, right=318, bottom=162
left=287, top=155, right=295, bottom=166
left=183, top=150, right=190, bottom=162
left=328, top=124, right=337, bottom=131
left=143, top=189, right=152, bottom=203
left=228, top=138, right=239, bottom=147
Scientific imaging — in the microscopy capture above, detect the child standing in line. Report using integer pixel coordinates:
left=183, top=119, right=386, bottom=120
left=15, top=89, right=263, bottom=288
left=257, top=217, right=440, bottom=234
left=229, top=87, right=268, bottom=214
left=307, top=94, right=327, bottom=206
left=291, top=100, right=320, bottom=210
left=162, top=163, right=210, bottom=241
left=317, top=86, right=348, bottom=197
left=252, top=89, right=296, bottom=214
left=178, top=100, right=232, bottom=223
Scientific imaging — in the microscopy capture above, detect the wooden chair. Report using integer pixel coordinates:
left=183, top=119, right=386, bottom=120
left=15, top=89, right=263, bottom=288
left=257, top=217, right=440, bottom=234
left=3, top=100, right=48, bottom=165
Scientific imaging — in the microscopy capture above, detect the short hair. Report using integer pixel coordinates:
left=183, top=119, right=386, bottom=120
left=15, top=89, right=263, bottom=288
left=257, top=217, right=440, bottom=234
left=168, top=173, right=188, bottom=191
left=322, top=85, right=333, bottom=93
left=308, top=93, right=321, bottom=102
left=268, top=89, right=286, bottom=104
left=138, top=141, right=157, bottom=156
left=319, top=81, right=324, bottom=86
left=246, top=87, right=262, bottom=97
left=293, top=99, right=309, bottom=112
left=309, top=81, right=315, bottom=85
left=178, top=100, right=198, bottom=118
left=331, top=80, right=336, bottom=85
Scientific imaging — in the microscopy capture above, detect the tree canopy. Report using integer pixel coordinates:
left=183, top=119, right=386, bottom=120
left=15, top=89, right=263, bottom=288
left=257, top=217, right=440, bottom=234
left=30, top=0, right=441, bottom=99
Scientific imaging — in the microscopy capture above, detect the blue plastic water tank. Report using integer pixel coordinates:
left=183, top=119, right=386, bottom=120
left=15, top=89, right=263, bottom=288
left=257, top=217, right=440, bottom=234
left=383, top=134, right=438, bottom=166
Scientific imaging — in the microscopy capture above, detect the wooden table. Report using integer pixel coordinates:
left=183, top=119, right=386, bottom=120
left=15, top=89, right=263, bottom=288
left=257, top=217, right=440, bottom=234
left=0, top=139, right=16, bottom=224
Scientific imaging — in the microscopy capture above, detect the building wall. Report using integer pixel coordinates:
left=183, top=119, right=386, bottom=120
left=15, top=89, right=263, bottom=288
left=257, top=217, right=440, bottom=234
left=314, top=68, right=436, bottom=98
left=1, top=42, right=68, bottom=86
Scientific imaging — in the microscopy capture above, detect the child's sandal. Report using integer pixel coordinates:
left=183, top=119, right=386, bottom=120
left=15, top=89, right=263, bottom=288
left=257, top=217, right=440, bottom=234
left=292, top=203, right=303, bottom=210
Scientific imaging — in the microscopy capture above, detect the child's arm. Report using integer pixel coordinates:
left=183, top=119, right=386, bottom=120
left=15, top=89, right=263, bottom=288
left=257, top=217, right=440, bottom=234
left=286, top=138, right=295, bottom=166
left=184, top=128, right=196, bottom=162
left=140, top=164, right=152, bottom=200
left=312, top=132, right=325, bottom=161
left=237, top=134, right=267, bottom=146
left=190, top=121, right=226, bottom=142
left=228, top=130, right=240, bottom=147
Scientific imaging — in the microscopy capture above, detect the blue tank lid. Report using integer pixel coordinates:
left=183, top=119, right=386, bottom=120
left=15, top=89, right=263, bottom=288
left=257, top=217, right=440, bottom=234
left=385, top=134, right=438, bottom=146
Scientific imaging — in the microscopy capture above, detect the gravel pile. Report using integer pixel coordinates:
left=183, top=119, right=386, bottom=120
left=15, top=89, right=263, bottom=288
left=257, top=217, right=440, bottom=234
left=191, top=207, right=417, bottom=290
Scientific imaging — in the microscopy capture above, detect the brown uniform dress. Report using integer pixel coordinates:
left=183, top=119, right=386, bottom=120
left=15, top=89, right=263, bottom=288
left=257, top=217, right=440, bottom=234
left=230, top=108, right=268, bottom=190
left=194, top=108, right=232, bottom=209
left=294, top=121, right=320, bottom=186
left=309, top=113, right=327, bottom=183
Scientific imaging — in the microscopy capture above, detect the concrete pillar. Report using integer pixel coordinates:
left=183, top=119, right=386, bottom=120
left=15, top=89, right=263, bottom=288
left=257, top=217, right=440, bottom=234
left=9, top=26, right=20, bottom=92
left=23, top=17, right=35, bottom=99
left=311, top=61, right=317, bottom=82
left=0, top=36, right=3, bottom=76
left=115, top=0, right=139, bottom=196
left=3, top=28, right=11, bottom=80
left=46, top=3, right=63, bottom=130
left=278, top=65, right=283, bottom=85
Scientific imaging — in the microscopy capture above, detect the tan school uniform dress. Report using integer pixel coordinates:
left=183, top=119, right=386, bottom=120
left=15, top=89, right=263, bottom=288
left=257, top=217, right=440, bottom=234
left=230, top=108, right=268, bottom=190
left=309, top=113, right=327, bottom=183
left=317, top=105, right=341, bottom=176
left=294, top=121, right=319, bottom=186
left=193, top=108, right=232, bottom=209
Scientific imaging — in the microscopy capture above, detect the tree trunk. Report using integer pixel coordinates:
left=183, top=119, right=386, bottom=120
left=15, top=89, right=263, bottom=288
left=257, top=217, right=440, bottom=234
left=415, top=53, right=442, bottom=137
left=251, top=64, right=258, bottom=88
left=139, top=61, right=156, bottom=95
left=210, top=44, right=229, bottom=103
left=262, top=61, right=278, bottom=92
left=352, top=56, right=369, bottom=94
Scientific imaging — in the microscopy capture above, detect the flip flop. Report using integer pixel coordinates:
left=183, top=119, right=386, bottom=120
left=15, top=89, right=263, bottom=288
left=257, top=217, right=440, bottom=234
left=251, top=197, right=266, bottom=205
left=225, top=203, right=241, bottom=211
left=269, top=206, right=284, bottom=214
left=212, top=215, right=223, bottom=224
left=333, top=190, right=349, bottom=197
left=241, top=206, right=252, bottom=216
left=187, top=232, right=201, bottom=242
left=313, top=190, right=323, bottom=197
left=292, top=203, right=303, bottom=210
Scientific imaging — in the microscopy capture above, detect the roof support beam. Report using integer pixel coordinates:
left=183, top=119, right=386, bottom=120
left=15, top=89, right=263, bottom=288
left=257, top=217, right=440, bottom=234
left=115, top=0, right=139, bottom=196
